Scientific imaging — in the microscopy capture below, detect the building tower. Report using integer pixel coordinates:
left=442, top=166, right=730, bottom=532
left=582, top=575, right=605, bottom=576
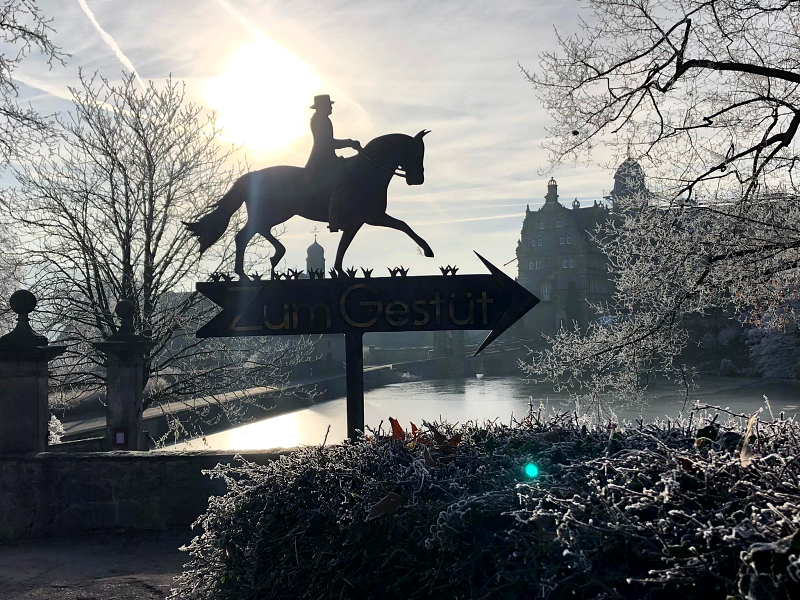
left=306, top=232, right=325, bottom=276
left=545, top=177, right=559, bottom=205
left=607, top=157, right=648, bottom=210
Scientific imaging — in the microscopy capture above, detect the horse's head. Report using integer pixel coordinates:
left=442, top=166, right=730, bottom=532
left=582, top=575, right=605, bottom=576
left=402, top=130, right=429, bottom=186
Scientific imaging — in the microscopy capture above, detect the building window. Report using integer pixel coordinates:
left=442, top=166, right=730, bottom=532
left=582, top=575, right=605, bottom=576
left=539, top=222, right=545, bottom=229
left=559, top=235, right=565, bottom=245
left=556, top=219, right=562, bottom=228
left=566, top=234, right=572, bottom=245
left=590, top=282, right=606, bottom=294
left=569, top=258, right=575, bottom=268
left=563, top=258, right=575, bottom=269
left=541, top=284, right=551, bottom=300
left=537, top=236, right=543, bottom=246
left=531, top=238, right=536, bottom=247
left=528, top=261, right=535, bottom=271
left=535, top=260, right=540, bottom=270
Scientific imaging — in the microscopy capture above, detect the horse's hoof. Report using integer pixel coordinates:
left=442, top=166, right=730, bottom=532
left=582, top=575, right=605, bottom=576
left=424, top=248, right=434, bottom=258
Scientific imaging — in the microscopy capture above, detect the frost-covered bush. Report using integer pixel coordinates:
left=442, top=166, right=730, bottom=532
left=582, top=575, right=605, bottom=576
left=47, top=414, right=64, bottom=445
left=700, top=331, right=717, bottom=348
left=171, top=406, right=800, bottom=600
left=746, top=326, right=800, bottom=378
left=718, top=325, right=742, bottom=347
left=719, top=357, right=738, bottom=376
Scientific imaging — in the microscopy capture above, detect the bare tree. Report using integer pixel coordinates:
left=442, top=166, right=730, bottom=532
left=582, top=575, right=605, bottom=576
left=521, top=0, right=800, bottom=404
left=2, top=72, right=312, bottom=428
left=0, top=0, right=65, bottom=162
left=0, top=1, right=65, bottom=327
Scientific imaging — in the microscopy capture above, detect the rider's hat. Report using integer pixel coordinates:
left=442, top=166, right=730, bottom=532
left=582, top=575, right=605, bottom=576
left=310, top=94, right=334, bottom=110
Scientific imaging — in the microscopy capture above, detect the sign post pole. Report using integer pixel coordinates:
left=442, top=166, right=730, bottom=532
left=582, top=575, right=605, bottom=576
left=345, top=332, right=364, bottom=441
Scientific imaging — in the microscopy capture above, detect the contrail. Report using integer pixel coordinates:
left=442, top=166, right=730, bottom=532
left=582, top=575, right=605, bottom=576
left=13, top=74, right=73, bottom=102
left=77, top=0, right=145, bottom=89
left=418, top=213, right=522, bottom=227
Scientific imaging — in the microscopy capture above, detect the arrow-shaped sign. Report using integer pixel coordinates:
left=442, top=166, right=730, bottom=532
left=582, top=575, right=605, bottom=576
left=196, top=252, right=538, bottom=356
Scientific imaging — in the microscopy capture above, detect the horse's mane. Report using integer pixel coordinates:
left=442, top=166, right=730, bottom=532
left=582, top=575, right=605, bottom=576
left=362, top=133, right=412, bottom=153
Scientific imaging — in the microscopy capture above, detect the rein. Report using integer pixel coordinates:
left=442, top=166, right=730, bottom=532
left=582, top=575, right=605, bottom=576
left=357, top=148, right=407, bottom=178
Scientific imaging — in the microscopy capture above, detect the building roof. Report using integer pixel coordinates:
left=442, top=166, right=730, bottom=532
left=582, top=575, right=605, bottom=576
left=307, top=239, right=324, bottom=258
left=610, top=157, right=647, bottom=198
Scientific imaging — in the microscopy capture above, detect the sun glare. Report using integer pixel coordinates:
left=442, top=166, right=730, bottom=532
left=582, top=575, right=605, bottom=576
left=204, top=40, right=321, bottom=155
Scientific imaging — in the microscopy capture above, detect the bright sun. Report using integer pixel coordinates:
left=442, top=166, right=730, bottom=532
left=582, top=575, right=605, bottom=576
left=204, top=39, right=321, bottom=155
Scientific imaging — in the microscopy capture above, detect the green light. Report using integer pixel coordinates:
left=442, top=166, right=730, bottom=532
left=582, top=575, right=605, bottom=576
left=524, top=463, right=539, bottom=478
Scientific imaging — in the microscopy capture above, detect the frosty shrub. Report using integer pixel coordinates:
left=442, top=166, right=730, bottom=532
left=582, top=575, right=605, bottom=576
left=700, top=331, right=717, bottom=349
left=719, top=357, right=738, bottom=377
left=171, top=405, right=800, bottom=600
left=717, top=326, right=742, bottom=347
left=747, top=325, right=800, bottom=379
left=47, top=414, right=64, bottom=445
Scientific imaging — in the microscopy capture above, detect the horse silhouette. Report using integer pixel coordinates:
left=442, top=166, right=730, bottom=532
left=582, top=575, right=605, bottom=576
left=185, top=131, right=434, bottom=280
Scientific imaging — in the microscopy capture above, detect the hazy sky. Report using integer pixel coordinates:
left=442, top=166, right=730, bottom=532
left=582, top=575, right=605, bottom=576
left=17, top=0, right=619, bottom=278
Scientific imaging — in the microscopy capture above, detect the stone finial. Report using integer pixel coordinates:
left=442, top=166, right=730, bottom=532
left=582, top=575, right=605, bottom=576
left=108, top=299, right=149, bottom=342
left=115, top=300, right=135, bottom=338
left=0, top=290, right=49, bottom=348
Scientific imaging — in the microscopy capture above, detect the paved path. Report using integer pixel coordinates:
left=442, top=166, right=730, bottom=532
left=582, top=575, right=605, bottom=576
left=0, top=529, right=190, bottom=599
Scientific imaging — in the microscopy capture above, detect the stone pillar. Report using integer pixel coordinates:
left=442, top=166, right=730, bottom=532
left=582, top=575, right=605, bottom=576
left=0, top=290, right=65, bottom=454
left=93, top=300, right=155, bottom=451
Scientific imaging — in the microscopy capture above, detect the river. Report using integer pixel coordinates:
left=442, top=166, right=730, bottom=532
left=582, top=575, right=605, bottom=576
left=170, top=375, right=800, bottom=451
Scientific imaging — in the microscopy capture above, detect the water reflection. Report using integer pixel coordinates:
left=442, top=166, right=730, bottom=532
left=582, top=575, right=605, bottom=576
left=171, top=376, right=800, bottom=451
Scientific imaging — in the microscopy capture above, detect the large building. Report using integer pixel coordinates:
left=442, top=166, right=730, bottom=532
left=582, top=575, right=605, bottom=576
left=516, top=159, right=646, bottom=334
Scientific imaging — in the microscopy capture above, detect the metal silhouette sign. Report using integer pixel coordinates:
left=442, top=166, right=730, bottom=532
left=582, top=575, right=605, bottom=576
left=189, top=95, right=539, bottom=440
left=185, top=93, right=432, bottom=280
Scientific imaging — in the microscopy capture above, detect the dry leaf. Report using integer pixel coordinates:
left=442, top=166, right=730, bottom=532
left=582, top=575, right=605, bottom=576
left=426, top=422, right=447, bottom=445
left=740, top=411, right=759, bottom=467
left=389, top=417, right=405, bottom=440
left=423, top=445, right=436, bottom=467
left=695, top=437, right=711, bottom=449
left=410, top=421, right=419, bottom=437
left=366, top=492, right=404, bottom=521
left=447, top=433, right=462, bottom=446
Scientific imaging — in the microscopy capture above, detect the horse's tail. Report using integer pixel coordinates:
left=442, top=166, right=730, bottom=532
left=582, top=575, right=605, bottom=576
left=184, top=176, right=248, bottom=253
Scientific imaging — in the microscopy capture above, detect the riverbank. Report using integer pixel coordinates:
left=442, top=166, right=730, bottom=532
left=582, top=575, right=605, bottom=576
left=169, top=374, right=800, bottom=451
left=59, top=365, right=396, bottom=446
left=58, top=355, right=464, bottom=448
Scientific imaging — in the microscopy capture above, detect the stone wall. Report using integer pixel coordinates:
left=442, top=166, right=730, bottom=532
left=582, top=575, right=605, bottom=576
left=0, top=449, right=287, bottom=541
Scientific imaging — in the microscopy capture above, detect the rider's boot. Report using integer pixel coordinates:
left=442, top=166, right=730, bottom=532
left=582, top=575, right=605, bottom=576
left=328, top=188, right=340, bottom=233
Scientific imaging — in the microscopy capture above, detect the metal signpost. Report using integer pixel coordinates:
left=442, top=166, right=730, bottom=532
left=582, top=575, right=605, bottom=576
left=196, top=252, right=539, bottom=440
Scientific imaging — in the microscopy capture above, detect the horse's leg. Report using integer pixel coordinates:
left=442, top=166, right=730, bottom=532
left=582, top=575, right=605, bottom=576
left=260, top=226, right=287, bottom=279
left=366, top=214, right=434, bottom=257
left=234, top=219, right=259, bottom=281
left=334, top=223, right=363, bottom=275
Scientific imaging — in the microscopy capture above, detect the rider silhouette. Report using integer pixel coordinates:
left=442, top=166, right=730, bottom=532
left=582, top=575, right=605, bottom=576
left=305, top=95, right=361, bottom=232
